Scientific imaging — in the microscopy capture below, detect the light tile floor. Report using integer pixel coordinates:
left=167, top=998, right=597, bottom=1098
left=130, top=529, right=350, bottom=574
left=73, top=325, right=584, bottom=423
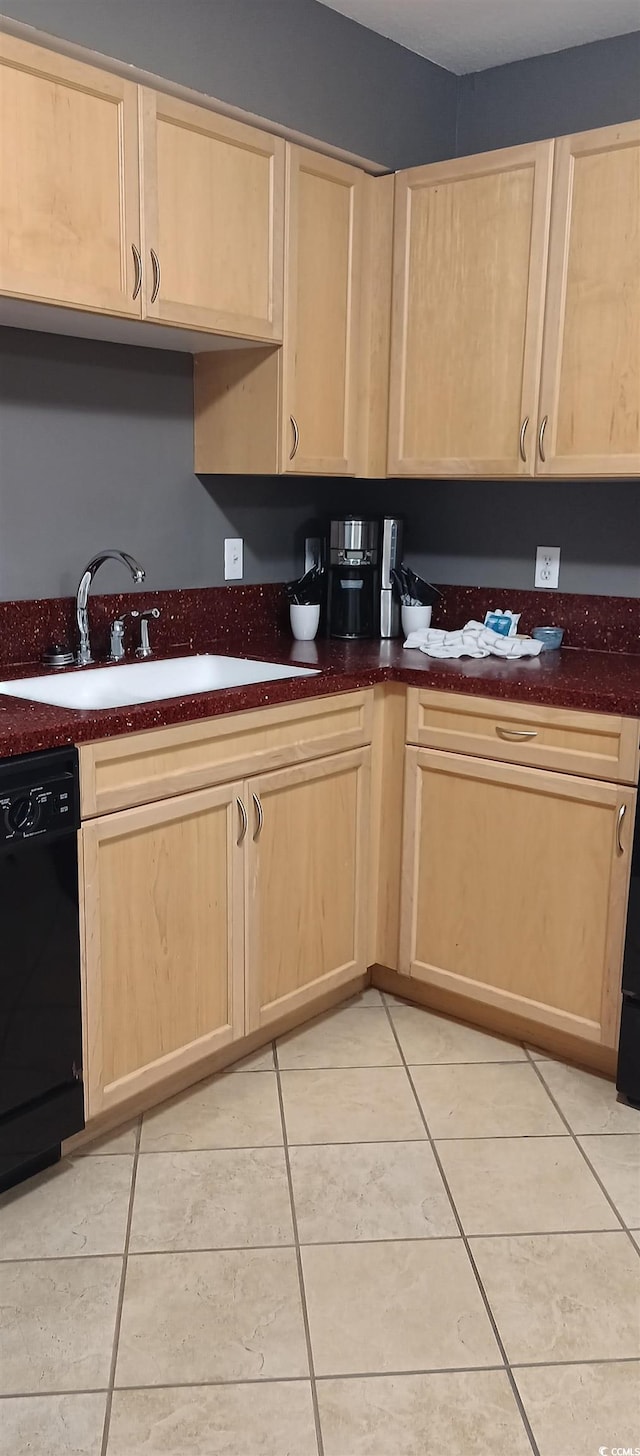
left=1, top=989, right=639, bottom=1456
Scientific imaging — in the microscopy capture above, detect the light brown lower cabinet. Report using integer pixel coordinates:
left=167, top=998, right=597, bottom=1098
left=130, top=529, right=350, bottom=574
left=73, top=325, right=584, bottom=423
left=399, top=746, right=636, bottom=1049
left=81, top=745, right=371, bottom=1113
left=81, top=783, right=245, bottom=1117
left=245, top=748, right=371, bottom=1031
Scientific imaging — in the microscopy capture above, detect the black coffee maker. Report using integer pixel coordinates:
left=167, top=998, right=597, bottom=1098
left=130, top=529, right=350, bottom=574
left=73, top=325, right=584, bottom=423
left=326, top=517, right=379, bottom=639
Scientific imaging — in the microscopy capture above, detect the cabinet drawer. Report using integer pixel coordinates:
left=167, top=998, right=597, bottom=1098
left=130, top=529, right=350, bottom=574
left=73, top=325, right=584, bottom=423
left=80, top=690, right=374, bottom=816
left=405, top=688, right=639, bottom=785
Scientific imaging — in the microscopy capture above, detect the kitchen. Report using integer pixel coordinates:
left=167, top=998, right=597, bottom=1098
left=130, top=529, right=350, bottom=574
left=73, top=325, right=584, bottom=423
left=0, top=1, right=639, bottom=1453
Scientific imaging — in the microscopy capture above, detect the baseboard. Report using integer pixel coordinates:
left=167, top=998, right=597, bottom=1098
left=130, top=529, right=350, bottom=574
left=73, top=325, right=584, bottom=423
left=65, top=971, right=369, bottom=1153
left=370, top=964, right=618, bottom=1078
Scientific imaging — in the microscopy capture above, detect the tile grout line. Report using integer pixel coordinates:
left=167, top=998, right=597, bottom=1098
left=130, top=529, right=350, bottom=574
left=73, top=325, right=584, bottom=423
left=379, top=993, right=542, bottom=1456
left=273, top=1041, right=325, bottom=1456
left=96, top=1129, right=640, bottom=1155
left=5, top=1352, right=640, bottom=1403
left=130, top=1129, right=640, bottom=1150
left=278, top=1056, right=535, bottom=1070
left=99, top=1114, right=142, bottom=1456
left=2, top=1224, right=635, bottom=1270
left=523, top=1048, right=640, bottom=1253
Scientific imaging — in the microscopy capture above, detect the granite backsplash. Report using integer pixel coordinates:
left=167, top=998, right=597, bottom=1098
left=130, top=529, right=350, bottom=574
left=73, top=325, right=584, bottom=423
left=0, top=583, right=638, bottom=669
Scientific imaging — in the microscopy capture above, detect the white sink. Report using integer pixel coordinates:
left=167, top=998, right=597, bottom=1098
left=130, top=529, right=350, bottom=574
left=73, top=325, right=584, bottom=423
left=0, top=654, right=319, bottom=711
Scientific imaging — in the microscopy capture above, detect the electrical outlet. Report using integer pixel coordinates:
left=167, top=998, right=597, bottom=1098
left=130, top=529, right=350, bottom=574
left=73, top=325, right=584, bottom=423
left=224, top=538, right=243, bottom=581
left=535, top=546, right=560, bottom=589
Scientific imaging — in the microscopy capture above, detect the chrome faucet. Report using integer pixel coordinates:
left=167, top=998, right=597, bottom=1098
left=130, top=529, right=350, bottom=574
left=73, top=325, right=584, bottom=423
left=76, top=550, right=145, bottom=665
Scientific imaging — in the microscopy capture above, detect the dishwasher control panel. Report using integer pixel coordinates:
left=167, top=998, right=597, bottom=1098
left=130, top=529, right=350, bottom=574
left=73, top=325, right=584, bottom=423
left=0, top=748, right=79, bottom=843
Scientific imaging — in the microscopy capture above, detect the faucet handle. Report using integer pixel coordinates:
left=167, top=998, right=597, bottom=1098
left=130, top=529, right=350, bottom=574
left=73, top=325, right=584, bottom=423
left=109, top=618, right=127, bottom=662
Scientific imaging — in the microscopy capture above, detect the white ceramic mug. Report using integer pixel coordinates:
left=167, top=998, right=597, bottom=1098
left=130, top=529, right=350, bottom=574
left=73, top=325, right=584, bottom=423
left=401, top=604, right=432, bottom=636
left=290, top=603, right=320, bottom=641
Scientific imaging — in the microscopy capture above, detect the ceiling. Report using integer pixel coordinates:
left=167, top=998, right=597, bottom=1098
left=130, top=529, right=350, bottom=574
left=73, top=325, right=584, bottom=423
left=317, top=0, right=640, bottom=74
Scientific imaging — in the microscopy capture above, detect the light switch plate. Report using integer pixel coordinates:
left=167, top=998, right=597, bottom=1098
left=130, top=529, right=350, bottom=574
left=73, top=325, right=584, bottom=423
left=535, top=546, right=560, bottom=589
left=224, top=538, right=243, bottom=581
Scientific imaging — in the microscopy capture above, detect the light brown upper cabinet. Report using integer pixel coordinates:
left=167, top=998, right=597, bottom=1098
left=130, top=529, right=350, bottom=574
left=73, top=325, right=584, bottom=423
left=388, top=141, right=554, bottom=477
left=0, top=33, right=141, bottom=315
left=195, top=152, right=392, bottom=476
left=281, top=147, right=365, bottom=473
left=138, top=90, right=285, bottom=340
left=536, top=121, right=640, bottom=477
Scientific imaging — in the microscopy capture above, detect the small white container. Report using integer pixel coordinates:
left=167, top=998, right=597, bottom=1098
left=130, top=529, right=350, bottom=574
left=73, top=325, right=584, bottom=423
left=401, top=604, right=432, bottom=636
left=290, top=603, right=320, bottom=641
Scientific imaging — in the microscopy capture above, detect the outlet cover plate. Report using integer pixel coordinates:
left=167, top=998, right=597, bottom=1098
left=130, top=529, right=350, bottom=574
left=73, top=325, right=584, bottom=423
left=535, top=545, right=560, bottom=589
left=224, top=538, right=243, bottom=581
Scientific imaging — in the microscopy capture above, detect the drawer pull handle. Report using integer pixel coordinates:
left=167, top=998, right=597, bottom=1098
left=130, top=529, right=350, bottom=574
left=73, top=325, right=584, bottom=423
left=538, top=415, right=548, bottom=463
left=496, top=727, right=538, bottom=741
left=131, top=243, right=142, bottom=300
left=150, top=248, right=161, bottom=304
left=236, top=796, right=248, bottom=846
left=519, top=416, right=529, bottom=464
left=252, top=792, right=264, bottom=840
left=616, top=803, right=627, bottom=855
left=289, top=414, right=300, bottom=460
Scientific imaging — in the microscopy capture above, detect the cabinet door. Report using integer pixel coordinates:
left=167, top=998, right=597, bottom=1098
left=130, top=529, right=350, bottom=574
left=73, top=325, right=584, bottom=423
left=139, top=90, right=285, bottom=339
left=81, top=785, right=244, bottom=1115
left=0, top=33, right=141, bottom=315
left=245, top=749, right=370, bottom=1030
left=400, top=747, right=635, bottom=1048
left=388, top=142, right=553, bottom=477
left=282, top=146, right=365, bottom=474
left=537, top=122, right=640, bottom=477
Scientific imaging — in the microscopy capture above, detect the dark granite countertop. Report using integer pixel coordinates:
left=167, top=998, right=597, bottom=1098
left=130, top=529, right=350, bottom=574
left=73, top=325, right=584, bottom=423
left=0, top=632, right=639, bottom=761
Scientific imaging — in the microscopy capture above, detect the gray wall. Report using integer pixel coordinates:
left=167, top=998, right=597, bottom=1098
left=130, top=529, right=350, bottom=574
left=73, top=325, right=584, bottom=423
left=457, top=30, right=640, bottom=155
left=0, top=329, right=334, bottom=598
left=0, top=2, right=639, bottom=599
left=1, top=0, right=456, bottom=170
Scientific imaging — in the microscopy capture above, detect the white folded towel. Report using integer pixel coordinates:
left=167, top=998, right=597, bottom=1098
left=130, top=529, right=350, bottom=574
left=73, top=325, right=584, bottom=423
left=404, top=619, right=543, bottom=660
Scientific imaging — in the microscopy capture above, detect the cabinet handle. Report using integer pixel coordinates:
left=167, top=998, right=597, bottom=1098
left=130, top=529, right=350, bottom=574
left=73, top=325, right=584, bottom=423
left=496, top=726, right=538, bottom=741
left=131, top=243, right=142, bottom=301
left=252, top=792, right=264, bottom=840
left=150, top=248, right=161, bottom=304
left=616, top=803, right=627, bottom=855
left=236, top=796, right=248, bottom=846
left=289, top=414, right=300, bottom=461
left=538, top=415, right=548, bottom=463
left=519, top=416, right=529, bottom=463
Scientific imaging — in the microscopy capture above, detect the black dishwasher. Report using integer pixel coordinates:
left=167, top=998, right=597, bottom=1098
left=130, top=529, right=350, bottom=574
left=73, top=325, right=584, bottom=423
left=0, top=747, right=84, bottom=1191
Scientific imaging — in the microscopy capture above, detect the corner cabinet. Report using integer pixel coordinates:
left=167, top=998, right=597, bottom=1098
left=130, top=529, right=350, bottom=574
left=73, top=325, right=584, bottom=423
left=245, top=749, right=371, bottom=1029
left=138, top=90, right=285, bottom=340
left=388, top=141, right=554, bottom=477
left=399, top=746, right=636, bottom=1050
left=536, top=121, right=640, bottom=477
left=0, top=32, right=141, bottom=316
left=81, top=784, right=244, bottom=1116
